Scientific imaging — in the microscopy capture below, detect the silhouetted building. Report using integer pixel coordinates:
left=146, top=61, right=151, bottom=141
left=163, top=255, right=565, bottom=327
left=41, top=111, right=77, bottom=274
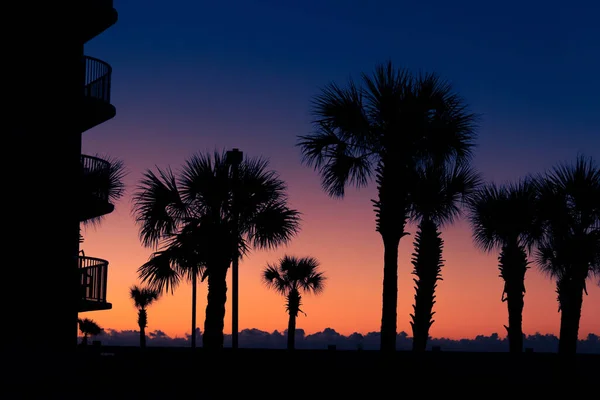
left=4, top=2, right=119, bottom=389
left=78, top=3, right=117, bottom=312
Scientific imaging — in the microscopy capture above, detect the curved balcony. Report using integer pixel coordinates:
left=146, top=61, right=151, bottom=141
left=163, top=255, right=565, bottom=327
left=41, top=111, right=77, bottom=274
left=81, top=0, right=118, bottom=44
left=79, top=256, right=112, bottom=312
left=80, top=154, right=115, bottom=222
left=81, top=56, right=116, bottom=133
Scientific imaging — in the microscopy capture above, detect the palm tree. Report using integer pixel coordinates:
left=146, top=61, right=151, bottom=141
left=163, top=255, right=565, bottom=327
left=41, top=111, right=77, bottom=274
left=77, top=318, right=103, bottom=346
left=132, top=150, right=301, bottom=350
left=262, top=255, right=326, bottom=350
left=536, top=155, right=600, bottom=355
left=408, top=160, right=481, bottom=351
left=129, top=285, right=160, bottom=348
left=297, top=61, right=477, bottom=351
left=136, top=230, right=207, bottom=348
left=467, top=178, right=541, bottom=353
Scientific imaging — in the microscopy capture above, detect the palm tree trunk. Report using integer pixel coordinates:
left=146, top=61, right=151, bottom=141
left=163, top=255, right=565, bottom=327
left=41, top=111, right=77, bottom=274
left=138, top=308, right=148, bottom=349
left=140, top=325, right=146, bottom=349
left=375, top=162, right=407, bottom=353
left=287, top=313, right=297, bottom=350
left=191, top=269, right=197, bottom=348
left=203, top=264, right=228, bottom=350
left=410, top=219, right=443, bottom=352
left=380, top=234, right=400, bottom=352
left=499, top=243, right=528, bottom=354
left=558, top=277, right=584, bottom=355
left=287, top=290, right=301, bottom=350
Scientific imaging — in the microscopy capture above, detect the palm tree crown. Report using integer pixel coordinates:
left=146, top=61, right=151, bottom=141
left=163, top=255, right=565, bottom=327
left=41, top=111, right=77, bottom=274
left=133, top=150, right=301, bottom=260
left=298, top=61, right=477, bottom=199
left=409, top=160, right=482, bottom=226
left=263, top=255, right=326, bottom=300
left=130, top=285, right=160, bottom=310
left=468, top=178, right=541, bottom=253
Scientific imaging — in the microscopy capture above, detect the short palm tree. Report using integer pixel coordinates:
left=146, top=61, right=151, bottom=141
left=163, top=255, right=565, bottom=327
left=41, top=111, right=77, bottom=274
left=536, top=155, right=600, bottom=355
left=262, top=255, right=326, bottom=350
left=467, top=178, right=541, bottom=353
left=77, top=318, right=103, bottom=346
left=130, top=285, right=161, bottom=349
left=408, top=160, right=481, bottom=351
left=298, top=61, right=477, bottom=351
left=136, top=229, right=207, bottom=348
left=132, top=150, right=301, bottom=350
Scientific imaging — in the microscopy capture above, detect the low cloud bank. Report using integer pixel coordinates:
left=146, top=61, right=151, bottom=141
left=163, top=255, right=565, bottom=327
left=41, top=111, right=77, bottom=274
left=89, top=328, right=600, bottom=353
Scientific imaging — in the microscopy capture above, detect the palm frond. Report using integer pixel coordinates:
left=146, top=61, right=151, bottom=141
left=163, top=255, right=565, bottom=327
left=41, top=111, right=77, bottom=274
left=132, top=167, right=187, bottom=248
left=409, top=159, right=482, bottom=226
left=413, top=73, right=479, bottom=164
left=246, top=201, right=301, bottom=250
left=262, top=264, right=288, bottom=295
left=298, top=125, right=374, bottom=198
left=130, top=284, right=161, bottom=309
left=179, top=150, right=230, bottom=219
left=138, top=249, right=184, bottom=295
left=78, top=318, right=103, bottom=336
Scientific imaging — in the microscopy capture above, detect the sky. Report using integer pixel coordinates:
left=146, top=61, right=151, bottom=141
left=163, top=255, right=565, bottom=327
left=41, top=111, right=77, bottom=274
left=81, top=0, right=600, bottom=342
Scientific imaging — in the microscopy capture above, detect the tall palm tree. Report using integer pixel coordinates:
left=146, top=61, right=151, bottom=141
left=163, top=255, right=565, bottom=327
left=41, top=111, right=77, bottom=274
left=467, top=178, right=541, bottom=353
left=536, top=155, right=600, bottom=355
left=262, top=255, right=326, bottom=350
left=132, top=150, right=301, bottom=350
left=297, top=61, right=477, bottom=351
left=77, top=318, right=103, bottom=346
left=129, top=285, right=161, bottom=349
left=408, top=160, right=481, bottom=352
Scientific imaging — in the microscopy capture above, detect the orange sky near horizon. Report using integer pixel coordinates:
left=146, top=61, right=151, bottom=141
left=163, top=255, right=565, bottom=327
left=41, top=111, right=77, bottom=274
left=79, top=160, right=600, bottom=341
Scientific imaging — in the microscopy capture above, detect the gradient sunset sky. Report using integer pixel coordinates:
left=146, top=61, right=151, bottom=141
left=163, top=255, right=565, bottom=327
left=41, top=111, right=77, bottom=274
left=81, top=0, right=600, bottom=340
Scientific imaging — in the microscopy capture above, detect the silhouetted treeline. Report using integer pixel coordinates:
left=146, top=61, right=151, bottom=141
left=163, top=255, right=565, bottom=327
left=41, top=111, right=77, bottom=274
left=88, top=328, right=600, bottom=354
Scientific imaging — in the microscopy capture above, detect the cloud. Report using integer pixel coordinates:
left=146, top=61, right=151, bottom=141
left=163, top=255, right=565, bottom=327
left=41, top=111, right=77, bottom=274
left=86, top=328, right=600, bottom=353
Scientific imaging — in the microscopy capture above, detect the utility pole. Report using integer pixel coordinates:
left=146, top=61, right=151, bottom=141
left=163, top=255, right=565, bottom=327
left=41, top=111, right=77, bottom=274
left=226, top=148, right=243, bottom=349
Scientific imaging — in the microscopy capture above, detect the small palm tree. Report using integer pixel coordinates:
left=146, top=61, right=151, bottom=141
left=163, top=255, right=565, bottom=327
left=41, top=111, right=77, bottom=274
left=132, top=150, right=301, bottom=350
left=130, top=285, right=161, bottom=348
left=297, top=61, right=477, bottom=351
left=137, top=229, right=207, bottom=348
left=408, top=160, right=481, bottom=351
left=536, top=155, right=600, bottom=355
left=262, top=256, right=326, bottom=350
left=78, top=318, right=103, bottom=346
left=467, top=178, right=541, bottom=353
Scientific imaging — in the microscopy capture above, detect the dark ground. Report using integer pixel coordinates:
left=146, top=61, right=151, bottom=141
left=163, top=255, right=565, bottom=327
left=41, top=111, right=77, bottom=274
left=7, top=346, right=599, bottom=399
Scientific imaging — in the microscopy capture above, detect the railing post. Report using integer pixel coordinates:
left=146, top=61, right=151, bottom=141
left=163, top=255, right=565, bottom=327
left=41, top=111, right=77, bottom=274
left=102, top=261, right=108, bottom=303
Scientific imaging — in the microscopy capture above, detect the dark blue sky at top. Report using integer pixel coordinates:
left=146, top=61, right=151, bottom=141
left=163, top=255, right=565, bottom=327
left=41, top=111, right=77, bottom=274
left=84, top=0, right=599, bottom=184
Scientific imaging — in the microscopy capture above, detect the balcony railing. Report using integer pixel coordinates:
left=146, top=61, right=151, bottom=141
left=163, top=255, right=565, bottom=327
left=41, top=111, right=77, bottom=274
left=80, top=256, right=109, bottom=304
left=81, top=154, right=111, bottom=203
left=84, top=56, right=112, bottom=104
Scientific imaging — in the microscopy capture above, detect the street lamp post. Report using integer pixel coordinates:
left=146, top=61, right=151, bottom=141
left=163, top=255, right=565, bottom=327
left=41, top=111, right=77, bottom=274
left=226, top=148, right=243, bottom=350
